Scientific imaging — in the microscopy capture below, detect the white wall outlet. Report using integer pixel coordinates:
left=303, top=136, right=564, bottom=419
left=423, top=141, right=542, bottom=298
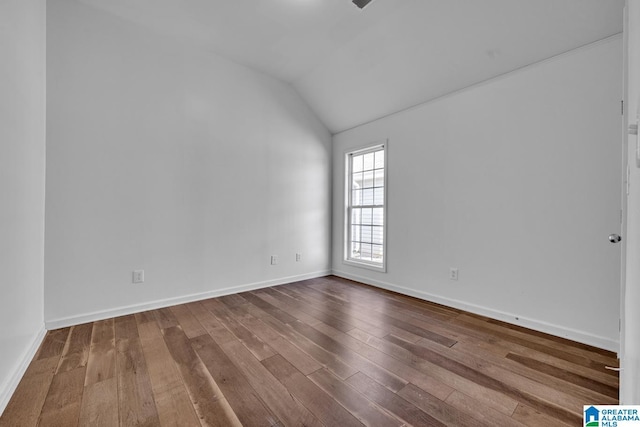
left=133, top=269, right=145, bottom=283
left=271, top=255, right=278, bottom=265
left=296, top=253, right=302, bottom=262
left=449, top=268, right=459, bottom=281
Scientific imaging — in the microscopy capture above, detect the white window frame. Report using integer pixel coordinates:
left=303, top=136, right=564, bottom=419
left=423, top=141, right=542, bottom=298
left=344, top=141, right=388, bottom=272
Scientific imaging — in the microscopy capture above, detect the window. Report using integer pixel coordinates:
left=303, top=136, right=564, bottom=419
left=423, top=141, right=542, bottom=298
left=345, top=143, right=386, bottom=271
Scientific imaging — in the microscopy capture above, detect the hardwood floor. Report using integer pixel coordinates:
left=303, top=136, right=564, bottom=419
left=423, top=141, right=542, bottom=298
left=0, top=276, right=618, bottom=426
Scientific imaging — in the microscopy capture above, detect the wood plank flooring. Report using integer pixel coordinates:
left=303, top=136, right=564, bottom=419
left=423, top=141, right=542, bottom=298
left=0, top=276, right=619, bottom=426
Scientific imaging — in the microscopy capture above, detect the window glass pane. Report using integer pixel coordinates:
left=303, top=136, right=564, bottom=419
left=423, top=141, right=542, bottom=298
left=351, top=225, right=360, bottom=241
left=361, top=208, right=372, bottom=225
left=351, top=242, right=361, bottom=259
left=374, top=188, right=384, bottom=205
left=352, top=189, right=362, bottom=206
left=374, top=150, right=384, bottom=169
left=360, top=244, right=373, bottom=260
left=351, top=208, right=361, bottom=225
left=372, top=244, right=383, bottom=260
left=372, top=226, right=383, bottom=244
left=362, top=171, right=374, bottom=189
left=374, top=170, right=384, bottom=187
left=362, top=188, right=374, bottom=205
left=361, top=226, right=372, bottom=243
left=372, top=208, right=383, bottom=225
left=352, top=154, right=363, bottom=172
left=352, top=172, right=363, bottom=189
left=363, top=152, right=374, bottom=171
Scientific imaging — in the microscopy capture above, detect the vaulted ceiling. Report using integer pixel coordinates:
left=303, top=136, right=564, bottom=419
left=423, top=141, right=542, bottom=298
left=76, top=0, right=624, bottom=133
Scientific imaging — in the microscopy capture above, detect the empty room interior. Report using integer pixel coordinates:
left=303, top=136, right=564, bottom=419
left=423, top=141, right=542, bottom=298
left=3, top=0, right=640, bottom=425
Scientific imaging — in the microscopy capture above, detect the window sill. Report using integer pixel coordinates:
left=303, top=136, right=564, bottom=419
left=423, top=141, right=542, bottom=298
left=343, top=258, right=387, bottom=273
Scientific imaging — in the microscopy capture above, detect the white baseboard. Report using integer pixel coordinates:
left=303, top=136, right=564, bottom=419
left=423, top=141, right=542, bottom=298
left=0, top=326, right=47, bottom=416
left=45, top=270, right=331, bottom=330
left=332, top=270, right=620, bottom=353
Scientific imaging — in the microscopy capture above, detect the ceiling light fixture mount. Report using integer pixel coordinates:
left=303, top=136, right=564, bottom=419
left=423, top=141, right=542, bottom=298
left=352, top=0, right=374, bottom=10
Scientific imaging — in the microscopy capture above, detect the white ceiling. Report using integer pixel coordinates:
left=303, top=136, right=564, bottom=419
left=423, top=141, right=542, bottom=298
left=77, top=0, right=624, bottom=133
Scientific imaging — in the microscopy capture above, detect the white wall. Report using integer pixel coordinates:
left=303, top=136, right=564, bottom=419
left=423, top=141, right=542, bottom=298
left=45, top=0, right=332, bottom=326
left=333, top=36, right=623, bottom=351
left=0, top=0, right=47, bottom=413
left=622, top=0, right=640, bottom=404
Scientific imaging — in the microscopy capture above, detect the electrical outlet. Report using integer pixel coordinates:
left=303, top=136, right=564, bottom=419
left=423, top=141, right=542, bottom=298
left=133, top=270, right=145, bottom=283
left=449, top=268, right=459, bottom=281
left=296, top=253, right=302, bottom=262
left=271, top=255, right=278, bottom=265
